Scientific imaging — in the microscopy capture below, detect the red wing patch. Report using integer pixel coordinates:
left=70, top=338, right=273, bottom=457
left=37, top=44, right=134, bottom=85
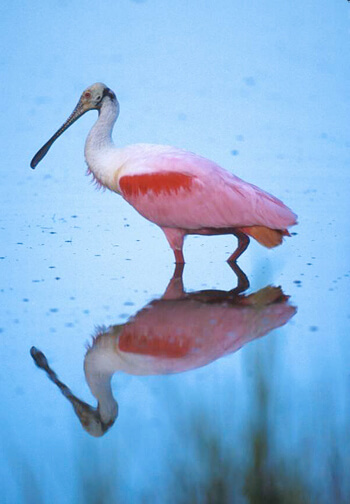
left=119, top=172, right=194, bottom=197
left=119, top=327, right=190, bottom=358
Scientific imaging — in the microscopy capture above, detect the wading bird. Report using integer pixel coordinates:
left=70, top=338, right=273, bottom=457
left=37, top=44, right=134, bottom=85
left=31, top=83, right=297, bottom=263
left=31, top=263, right=296, bottom=436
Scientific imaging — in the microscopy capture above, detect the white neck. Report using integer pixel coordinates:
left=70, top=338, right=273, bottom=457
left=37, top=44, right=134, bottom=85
left=84, top=336, right=119, bottom=424
left=92, top=373, right=118, bottom=424
left=84, top=97, right=123, bottom=190
left=86, top=97, right=118, bottom=151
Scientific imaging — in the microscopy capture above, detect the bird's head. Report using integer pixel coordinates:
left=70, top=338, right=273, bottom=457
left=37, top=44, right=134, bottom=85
left=79, top=82, right=117, bottom=112
left=30, top=83, right=117, bottom=169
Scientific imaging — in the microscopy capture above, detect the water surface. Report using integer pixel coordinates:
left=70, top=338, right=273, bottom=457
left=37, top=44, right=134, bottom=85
left=1, top=1, right=350, bottom=502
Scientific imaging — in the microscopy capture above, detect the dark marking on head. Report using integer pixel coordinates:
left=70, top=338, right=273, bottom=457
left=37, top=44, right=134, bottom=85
left=103, top=87, right=116, bottom=100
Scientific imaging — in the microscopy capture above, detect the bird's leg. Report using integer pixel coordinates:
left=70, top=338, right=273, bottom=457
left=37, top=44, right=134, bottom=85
left=162, top=263, right=185, bottom=300
left=174, top=249, right=185, bottom=264
left=227, top=261, right=250, bottom=296
left=162, top=227, right=186, bottom=264
left=227, top=231, right=250, bottom=263
left=173, top=262, right=185, bottom=279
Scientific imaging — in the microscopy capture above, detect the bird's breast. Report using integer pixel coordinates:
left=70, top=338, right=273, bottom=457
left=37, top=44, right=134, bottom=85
left=85, top=147, right=129, bottom=193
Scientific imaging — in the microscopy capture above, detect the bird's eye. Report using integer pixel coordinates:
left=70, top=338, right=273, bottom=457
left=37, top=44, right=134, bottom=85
left=84, top=91, right=92, bottom=99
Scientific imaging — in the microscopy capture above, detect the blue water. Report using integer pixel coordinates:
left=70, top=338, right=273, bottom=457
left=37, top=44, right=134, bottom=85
left=1, top=1, right=350, bottom=502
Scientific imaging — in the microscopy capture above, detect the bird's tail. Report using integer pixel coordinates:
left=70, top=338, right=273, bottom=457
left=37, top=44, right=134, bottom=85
left=239, top=226, right=290, bottom=248
left=239, top=285, right=290, bottom=306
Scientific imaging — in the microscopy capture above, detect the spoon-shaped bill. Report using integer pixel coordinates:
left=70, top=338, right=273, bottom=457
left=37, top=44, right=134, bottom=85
left=30, top=346, right=116, bottom=436
left=30, top=100, right=87, bottom=169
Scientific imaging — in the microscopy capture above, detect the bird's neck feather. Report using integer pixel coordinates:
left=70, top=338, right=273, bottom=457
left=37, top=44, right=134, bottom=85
left=84, top=99, right=123, bottom=191
left=86, top=98, right=118, bottom=150
left=84, top=346, right=118, bottom=424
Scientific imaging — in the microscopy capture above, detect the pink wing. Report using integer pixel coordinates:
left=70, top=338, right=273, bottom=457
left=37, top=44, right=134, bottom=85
left=119, top=149, right=297, bottom=230
left=116, top=297, right=296, bottom=375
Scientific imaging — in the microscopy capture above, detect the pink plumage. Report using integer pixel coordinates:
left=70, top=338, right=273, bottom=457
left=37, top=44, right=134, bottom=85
left=30, top=266, right=296, bottom=436
left=116, top=285, right=296, bottom=375
left=117, top=145, right=297, bottom=262
left=30, top=83, right=297, bottom=262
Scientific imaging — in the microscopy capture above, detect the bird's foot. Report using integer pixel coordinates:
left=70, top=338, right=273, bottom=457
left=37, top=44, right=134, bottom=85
left=227, top=232, right=250, bottom=263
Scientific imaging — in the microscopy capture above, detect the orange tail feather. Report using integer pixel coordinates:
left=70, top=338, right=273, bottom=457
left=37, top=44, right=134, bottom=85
left=240, top=226, right=289, bottom=248
left=239, top=286, right=290, bottom=306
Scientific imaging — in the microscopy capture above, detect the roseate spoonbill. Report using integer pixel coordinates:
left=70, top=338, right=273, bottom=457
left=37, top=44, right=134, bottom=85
left=30, top=264, right=296, bottom=437
left=31, top=83, right=297, bottom=263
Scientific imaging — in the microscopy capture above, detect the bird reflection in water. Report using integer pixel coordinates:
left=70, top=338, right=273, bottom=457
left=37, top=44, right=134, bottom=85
left=31, top=264, right=296, bottom=437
